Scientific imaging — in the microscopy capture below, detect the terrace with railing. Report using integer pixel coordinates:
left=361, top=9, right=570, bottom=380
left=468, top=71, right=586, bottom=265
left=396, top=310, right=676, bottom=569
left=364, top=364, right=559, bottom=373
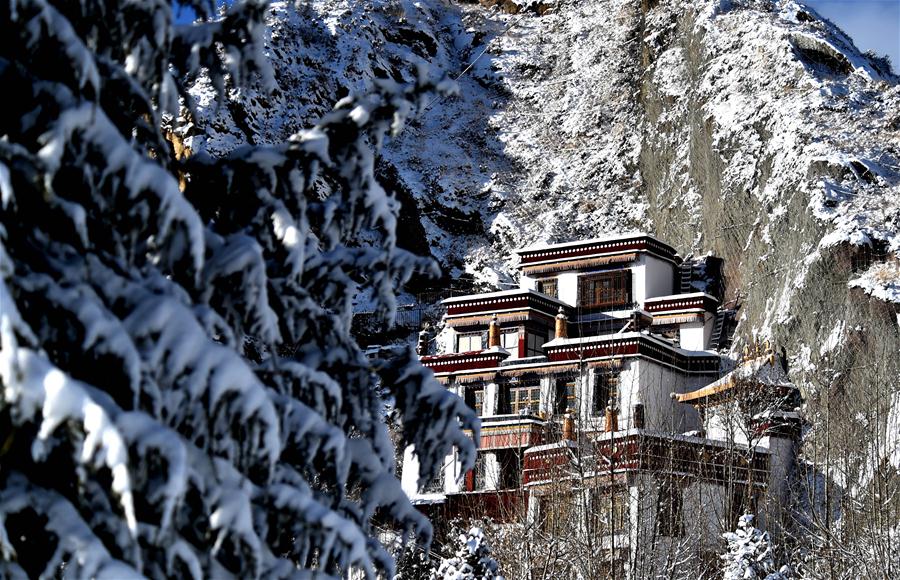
left=523, top=430, right=770, bottom=488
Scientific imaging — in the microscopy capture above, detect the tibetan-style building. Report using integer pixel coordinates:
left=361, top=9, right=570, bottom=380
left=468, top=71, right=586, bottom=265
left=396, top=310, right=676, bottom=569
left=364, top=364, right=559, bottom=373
left=400, top=233, right=801, bottom=573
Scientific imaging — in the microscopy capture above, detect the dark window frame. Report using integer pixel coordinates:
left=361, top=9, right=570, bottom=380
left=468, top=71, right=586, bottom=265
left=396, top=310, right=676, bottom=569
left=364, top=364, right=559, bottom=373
left=556, top=378, right=578, bottom=414
left=578, top=270, right=632, bottom=309
left=539, top=492, right=575, bottom=533
left=589, top=487, right=629, bottom=536
left=525, top=331, right=547, bottom=357
left=465, top=387, right=485, bottom=416
left=536, top=278, right=558, bottom=299
left=473, top=454, right=487, bottom=490
left=496, top=449, right=522, bottom=489
left=423, top=463, right=445, bottom=493
left=592, top=372, right=619, bottom=416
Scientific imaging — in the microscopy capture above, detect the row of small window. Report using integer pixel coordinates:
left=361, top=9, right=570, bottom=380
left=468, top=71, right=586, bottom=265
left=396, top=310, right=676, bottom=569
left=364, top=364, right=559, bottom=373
left=534, top=270, right=632, bottom=309
left=465, top=375, right=618, bottom=416
left=457, top=330, right=548, bottom=355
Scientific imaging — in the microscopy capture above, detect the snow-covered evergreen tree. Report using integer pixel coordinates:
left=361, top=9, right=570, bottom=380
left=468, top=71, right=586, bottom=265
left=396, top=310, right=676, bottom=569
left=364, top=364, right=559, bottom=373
left=393, top=539, right=435, bottom=580
left=0, top=0, right=477, bottom=577
left=433, top=527, right=504, bottom=580
left=722, top=515, right=790, bottom=580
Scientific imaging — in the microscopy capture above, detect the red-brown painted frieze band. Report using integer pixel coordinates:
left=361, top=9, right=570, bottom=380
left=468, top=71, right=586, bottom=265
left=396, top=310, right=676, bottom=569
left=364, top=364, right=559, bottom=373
left=644, top=295, right=719, bottom=313
left=421, top=352, right=505, bottom=373
left=436, top=490, right=525, bottom=524
left=447, top=297, right=529, bottom=316
left=545, top=336, right=719, bottom=372
left=594, top=435, right=769, bottom=483
left=636, top=340, right=719, bottom=372
left=547, top=341, right=640, bottom=361
left=523, top=446, right=573, bottom=484
left=446, top=294, right=571, bottom=318
left=518, top=236, right=678, bottom=266
left=481, top=427, right=544, bottom=450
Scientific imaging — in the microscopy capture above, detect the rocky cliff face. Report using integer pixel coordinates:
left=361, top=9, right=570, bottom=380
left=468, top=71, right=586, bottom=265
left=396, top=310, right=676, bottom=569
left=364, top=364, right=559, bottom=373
left=635, top=1, right=900, bottom=510
left=190, top=0, right=900, bottom=553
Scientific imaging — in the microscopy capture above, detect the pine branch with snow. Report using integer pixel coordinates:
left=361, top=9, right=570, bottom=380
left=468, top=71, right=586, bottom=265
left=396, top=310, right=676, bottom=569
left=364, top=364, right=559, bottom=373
left=722, top=515, right=791, bottom=580
left=393, top=539, right=435, bottom=580
left=0, top=1, right=476, bottom=577
left=433, top=527, right=504, bottom=580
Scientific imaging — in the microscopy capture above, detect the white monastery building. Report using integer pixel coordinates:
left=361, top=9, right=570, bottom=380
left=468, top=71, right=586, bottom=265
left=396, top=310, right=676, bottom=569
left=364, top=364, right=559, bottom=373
left=400, top=233, right=802, bottom=574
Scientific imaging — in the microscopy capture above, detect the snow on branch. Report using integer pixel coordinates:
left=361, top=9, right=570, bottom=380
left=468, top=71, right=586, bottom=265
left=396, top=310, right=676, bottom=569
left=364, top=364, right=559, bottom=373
left=0, top=474, right=141, bottom=579
left=372, top=345, right=480, bottom=489
left=1, top=1, right=476, bottom=575
left=122, top=293, right=282, bottom=478
left=0, top=324, right=138, bottom=537
left=37, top=102, right=206, bottom=275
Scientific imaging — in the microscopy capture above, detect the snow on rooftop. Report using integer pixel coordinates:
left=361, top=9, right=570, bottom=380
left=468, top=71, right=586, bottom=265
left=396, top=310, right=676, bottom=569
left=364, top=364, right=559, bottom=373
left=543, top=331, right=718, bottom=357
left=645, top=292, right=720, bottom=303
left=690, top=355, right=794, bottom=396
left=409, top=495, right=446, bottom=505
left=646, top=292, right=719, bottom=302
left=523, top=440, right=578, bottom=454
left=591, top=428, right=772, bottom=453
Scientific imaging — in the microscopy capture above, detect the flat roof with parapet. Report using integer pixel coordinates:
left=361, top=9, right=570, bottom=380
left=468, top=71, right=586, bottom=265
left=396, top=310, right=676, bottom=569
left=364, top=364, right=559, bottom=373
left=441, top=288, right=571, bottom=328
left=441, top=288, right=570, bottom=306
left=514, top=232, right=680, bottom=274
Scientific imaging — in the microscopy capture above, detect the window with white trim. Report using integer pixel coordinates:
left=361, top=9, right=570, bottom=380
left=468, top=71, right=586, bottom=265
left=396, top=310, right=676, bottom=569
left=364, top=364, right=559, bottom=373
left=508, top=384, right=541, bottom=415
left=457, top=332, right=482, bottom=353
left=578, top=270, right=631, bottom=309
left=501, top=331, right=519, bottom=353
